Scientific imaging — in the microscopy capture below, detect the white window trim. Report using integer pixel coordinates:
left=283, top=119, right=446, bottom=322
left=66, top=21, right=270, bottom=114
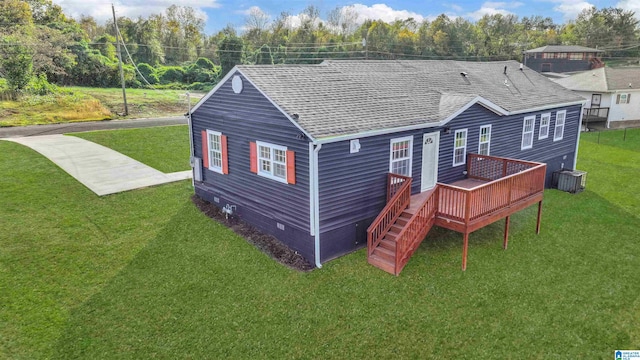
left=478, top=125, right=491, bottom=156
left=619, top=93, right=630, bottom=104
left=521, top=116, right=535, bottom=150
left=554, top=110, right=566, bottom=142
left=539, top=113, right=550, bottom=140
left=256, top=141, right=288, bottom=184
left=389, top=136, right=413, bottom=177
left=453, top=129, right=468, bottom=166
left=206, top=130, right=223, bottom=174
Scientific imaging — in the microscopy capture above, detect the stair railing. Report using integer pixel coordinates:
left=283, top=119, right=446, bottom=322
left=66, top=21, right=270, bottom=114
left=394, top=186, right=439, bottom=274
left=367, top=174, right=412, bottom=257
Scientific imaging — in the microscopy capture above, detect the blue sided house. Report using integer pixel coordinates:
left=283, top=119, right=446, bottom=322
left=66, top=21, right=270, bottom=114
left=188, top=60, right=586, bottom=275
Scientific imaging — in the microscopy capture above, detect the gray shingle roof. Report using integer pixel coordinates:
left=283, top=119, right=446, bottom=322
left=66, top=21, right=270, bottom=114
left=525, top=45, right=604, bottom=53
left=235, top=60, right=584, bottom=139
left=554, top=67, right=640, bottom=91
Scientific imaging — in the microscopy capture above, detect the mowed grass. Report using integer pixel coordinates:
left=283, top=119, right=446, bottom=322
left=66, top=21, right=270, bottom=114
left=1, top=128, right=639, bottom=359
left=71, top=126, right=191, bottom=173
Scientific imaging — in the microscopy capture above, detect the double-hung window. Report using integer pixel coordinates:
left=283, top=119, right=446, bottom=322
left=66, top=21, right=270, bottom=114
left=389, top=136, right=413, bottom=177
left=554, top=110, right=566, bottom=141
left=202, top=129, right=228, bottom=174
left=257, top=141, right=288, bottom=183
left=521, top=116, right=535, bottom=150
left=207, top=130, right=223, bottom=172
left=453, top=129, right=467, bottom=166
left=539, top=113, right=550, bottom=140
left=617, top=93, right=631, bottom=104
left=478, top=125, right=491, bottom=156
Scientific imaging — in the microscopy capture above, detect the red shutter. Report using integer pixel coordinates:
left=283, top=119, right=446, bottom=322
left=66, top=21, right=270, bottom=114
left=201, top=130, right=209, bottom=168
left=249, top=142, right=257, bottom=173
left=221, top=135, right=229, bottom=174
left=286, top=150, right=295, bottom=185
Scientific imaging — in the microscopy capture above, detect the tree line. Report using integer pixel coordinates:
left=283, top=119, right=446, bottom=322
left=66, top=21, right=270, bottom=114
left=1, top=0, right=639, bottom=95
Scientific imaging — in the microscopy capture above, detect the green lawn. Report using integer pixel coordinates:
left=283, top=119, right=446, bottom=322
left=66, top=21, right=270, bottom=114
left=71, top=126, right=191, bottom=173
left=1, top=129, right=639, bottom=359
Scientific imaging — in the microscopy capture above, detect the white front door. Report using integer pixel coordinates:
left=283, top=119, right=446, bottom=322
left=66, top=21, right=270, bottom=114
left=421, top=132, right=440, bottom=191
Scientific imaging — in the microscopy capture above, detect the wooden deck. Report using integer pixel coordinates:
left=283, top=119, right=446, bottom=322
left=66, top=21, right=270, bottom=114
left=367, top=154, right=546, bottom=275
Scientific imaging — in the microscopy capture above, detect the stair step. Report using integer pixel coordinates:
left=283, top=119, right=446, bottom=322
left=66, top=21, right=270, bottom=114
left=379, top=238, right=396, bottom=251
left=373, top=246, right=395, bottom=262
left=368, top=254, right=396, bottom=275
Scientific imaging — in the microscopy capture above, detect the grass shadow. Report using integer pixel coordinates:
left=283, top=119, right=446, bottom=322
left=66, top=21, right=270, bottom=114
left=52, top=188, right=640, bottom=358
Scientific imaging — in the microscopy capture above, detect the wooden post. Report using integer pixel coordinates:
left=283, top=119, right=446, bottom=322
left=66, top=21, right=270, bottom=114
left=536, top=200, right=543, bottom=234
left=503, top=216, right=510, bottom=249
left=462, top=232, right=469, bottom=271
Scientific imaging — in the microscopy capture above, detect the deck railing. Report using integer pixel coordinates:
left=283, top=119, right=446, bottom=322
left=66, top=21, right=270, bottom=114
left=367, top=174, right=412, bottom=256
left=582, top=107, right=609, bottom=121
left=438, top=154, right=546, bottom=224
left=394, top=187, right=439, bottom=274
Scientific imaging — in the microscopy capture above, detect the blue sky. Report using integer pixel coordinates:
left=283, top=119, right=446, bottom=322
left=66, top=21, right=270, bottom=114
left=53, top=0, right=633, bottom=35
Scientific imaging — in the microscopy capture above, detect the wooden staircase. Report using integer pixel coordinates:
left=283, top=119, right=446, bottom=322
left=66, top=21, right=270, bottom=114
left=367, top=210, right=412, bottom=274
left=367, top=174, right=439, bottom=276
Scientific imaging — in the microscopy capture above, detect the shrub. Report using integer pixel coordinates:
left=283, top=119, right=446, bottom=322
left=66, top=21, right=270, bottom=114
left=195, top=57, right=215, bottom=70
left=157, top=66, right=185, bottom=84
left=137, top=63, right=156, bottom=79
left=26, top=73, right=59, bottom=96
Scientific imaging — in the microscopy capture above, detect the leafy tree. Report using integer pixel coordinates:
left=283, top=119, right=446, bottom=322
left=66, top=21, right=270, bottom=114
left=0, top=35, right=34, bottom=91
left=0, top=0, right=33, bottom=30
left=217, top=30, right=243, bottom=76
left=255, top=44, right=273, bottom=65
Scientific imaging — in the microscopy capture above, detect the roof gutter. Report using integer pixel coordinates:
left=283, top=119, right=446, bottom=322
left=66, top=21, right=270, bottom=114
left=314, top=99, right=585, bottom=145
left=574, top=104, right=585, bottom=170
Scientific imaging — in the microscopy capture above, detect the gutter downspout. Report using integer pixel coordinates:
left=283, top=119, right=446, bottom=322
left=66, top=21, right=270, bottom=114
left=574, top=101, right=587, bottom=170
left=185, top=92, right=195, bottom=187
left=312, top=143, right=322, bottom=268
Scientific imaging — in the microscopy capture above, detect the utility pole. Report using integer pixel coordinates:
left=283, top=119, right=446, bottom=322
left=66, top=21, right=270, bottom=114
left=112, top=4, right=128, bottom=116
left=362, top=37, right=368, bottom=60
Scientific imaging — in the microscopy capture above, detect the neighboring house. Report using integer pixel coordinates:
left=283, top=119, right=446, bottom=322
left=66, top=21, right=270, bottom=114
left=524, top=45, right=604, bottom=74
left=188, top=60, right=585, bottom=270
left=555, top=67, right=640, bottom=129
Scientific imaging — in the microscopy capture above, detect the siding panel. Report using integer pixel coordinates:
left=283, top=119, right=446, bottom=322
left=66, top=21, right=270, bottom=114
left=317, top=103, right=581, bottom=254
left=438, top=103, right=582, bottom=185
left=191, top=72, right=313, bottom=258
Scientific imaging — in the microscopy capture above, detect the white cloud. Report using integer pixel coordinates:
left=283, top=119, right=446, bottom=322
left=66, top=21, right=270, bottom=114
left=51, top=0, right=220, bottom=23
left=448, top=4, right=464, bottom=12
left=483, top=1, right=524, bottom=9
left=285, top=13, right=323, bottom=29
left=616, top=0, right=640, bottom=17
left=466, top=2, right=520, bottom=20
left=238, top=6, right=268, bottom=17
left=347, top=4, right=425, bottom=23
left=552, top=0, right=594, bottom=20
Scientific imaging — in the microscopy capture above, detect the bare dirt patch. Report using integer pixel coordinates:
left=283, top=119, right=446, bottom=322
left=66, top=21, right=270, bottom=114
left=192, top=195, right=314, bottom=272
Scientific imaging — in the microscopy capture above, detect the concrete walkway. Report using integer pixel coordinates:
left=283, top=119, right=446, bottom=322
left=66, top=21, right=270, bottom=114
left=4, top=135, right=191, bottom=196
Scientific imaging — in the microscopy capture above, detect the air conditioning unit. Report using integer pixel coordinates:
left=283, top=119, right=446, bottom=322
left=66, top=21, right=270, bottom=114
left=553, top=170, right=587, bottom=194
